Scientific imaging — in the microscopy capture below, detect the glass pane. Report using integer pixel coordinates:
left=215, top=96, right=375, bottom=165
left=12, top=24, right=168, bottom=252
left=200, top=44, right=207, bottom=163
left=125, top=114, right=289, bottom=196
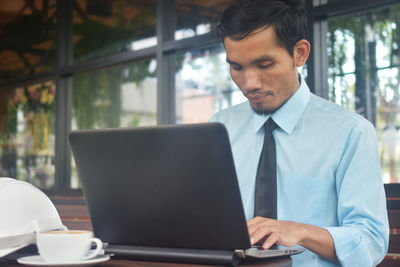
left=327, top=15, right=357, bottom=113
left=175, top=0, right=233, bottom=40
left=327, top=5, right=400, bottom=183
left=73, top=0, right=156, bottom=63
left=0, top=81, right=56, bottom=189
left=71, top=58, right=157, bottom=188
left=0, top=0, right=57, bottom=83
left=175, top=45, right=246, bottom=123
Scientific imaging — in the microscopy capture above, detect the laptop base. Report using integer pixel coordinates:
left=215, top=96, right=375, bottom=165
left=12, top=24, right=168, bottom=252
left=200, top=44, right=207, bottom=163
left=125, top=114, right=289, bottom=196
left=105, top=244, right=242, bottom=266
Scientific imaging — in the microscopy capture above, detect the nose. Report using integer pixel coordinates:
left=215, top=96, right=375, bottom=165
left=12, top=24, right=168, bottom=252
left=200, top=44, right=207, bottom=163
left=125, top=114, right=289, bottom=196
left=242, top=70, right=262, bottom=94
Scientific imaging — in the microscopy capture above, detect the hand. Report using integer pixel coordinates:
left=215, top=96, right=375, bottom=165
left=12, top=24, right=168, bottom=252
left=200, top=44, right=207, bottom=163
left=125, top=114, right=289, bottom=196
left=247, top=216, right=305, bottom=249
left=247, top=216, right=337, bottom=261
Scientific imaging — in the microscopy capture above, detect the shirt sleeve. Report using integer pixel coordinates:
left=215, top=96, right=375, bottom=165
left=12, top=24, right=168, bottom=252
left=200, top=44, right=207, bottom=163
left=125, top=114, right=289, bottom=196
left=324, top=119, right=389, bottom=267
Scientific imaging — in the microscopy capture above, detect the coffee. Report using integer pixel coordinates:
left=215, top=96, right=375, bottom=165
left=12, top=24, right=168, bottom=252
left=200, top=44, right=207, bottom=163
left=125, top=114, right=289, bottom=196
left=36, top=230, right=103, bottom=262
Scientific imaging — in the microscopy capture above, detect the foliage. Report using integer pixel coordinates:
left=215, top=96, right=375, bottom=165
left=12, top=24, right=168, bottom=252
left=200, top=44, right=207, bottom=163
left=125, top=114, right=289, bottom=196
left=72, top=1, right=157, bottom=129
left=0, top=10, right=56, bottom=81
left=74, top=0, right=156, bottom=63
left=327, top=4, right=400, bottom=121
left=73, top=58, right=156, bottom=130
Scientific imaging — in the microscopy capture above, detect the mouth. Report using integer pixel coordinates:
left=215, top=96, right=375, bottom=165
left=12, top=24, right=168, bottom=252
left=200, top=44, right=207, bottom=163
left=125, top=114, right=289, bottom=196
left=247, top=93, right=273, bottom=104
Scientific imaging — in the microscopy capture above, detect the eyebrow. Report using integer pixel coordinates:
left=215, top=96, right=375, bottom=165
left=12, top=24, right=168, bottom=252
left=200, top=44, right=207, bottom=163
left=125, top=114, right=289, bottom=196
left=226, top=58, right=240, bottom=66
left=226, top=55, right=274, bottom=66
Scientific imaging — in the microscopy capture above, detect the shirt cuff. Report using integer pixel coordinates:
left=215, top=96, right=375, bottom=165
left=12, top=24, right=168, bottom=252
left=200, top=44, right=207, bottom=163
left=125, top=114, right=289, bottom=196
left=324, top=226, right=381, bottom=267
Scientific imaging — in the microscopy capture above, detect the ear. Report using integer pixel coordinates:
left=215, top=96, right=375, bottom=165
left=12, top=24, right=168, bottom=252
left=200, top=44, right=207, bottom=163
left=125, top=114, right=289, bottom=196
left=293, top=39, right=310, bottom=67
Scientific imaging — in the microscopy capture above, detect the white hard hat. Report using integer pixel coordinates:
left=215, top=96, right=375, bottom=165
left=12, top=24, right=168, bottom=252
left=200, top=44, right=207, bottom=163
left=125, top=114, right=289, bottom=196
left=0, top=178, right=66, bottom=258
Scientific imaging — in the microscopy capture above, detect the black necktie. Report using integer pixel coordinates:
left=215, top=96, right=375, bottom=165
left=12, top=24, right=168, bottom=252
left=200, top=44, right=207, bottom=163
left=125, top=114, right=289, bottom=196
left=254, top=118, right=278, bottom=219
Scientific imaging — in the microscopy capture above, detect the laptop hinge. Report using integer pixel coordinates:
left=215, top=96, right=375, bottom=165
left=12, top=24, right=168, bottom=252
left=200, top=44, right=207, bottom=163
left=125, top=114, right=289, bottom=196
left=106, top=245, right=242, bottom=266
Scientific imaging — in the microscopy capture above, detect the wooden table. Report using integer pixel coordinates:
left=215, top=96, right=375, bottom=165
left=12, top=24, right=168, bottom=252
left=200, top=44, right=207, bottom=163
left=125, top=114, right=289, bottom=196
left=1, top=256, right=292, bottom=266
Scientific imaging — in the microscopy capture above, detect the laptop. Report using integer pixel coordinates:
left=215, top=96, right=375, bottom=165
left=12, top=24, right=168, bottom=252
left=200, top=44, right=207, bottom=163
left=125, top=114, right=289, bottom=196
left=69, top=123, right=303, bottom=266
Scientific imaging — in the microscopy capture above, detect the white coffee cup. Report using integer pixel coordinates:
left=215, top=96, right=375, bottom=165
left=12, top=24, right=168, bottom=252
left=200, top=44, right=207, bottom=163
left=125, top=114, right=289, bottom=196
left=36, top=230, right=103, bottom=262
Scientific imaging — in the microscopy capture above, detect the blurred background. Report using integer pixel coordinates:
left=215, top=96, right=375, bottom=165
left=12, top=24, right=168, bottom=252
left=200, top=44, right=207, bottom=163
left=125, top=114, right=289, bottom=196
left=0, top=0, right=399, bottom=193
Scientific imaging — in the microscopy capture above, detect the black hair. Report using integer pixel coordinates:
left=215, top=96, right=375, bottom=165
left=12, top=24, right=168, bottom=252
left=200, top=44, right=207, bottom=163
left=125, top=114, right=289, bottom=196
left=217, top=0, right=307, bottom=56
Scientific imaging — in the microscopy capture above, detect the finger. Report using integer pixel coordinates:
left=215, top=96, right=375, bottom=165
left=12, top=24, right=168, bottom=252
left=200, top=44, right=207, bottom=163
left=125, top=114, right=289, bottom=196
left=248, top=216, right=273, bottom=229
left=250, top=226, right=271, bottom=246
left=247, top=220, right=262, bottom=236
left=249, top=217, right=276, bottom=233
left=254, top=236, right=268, bottom=246
left=248, top=221, right=262, bottom=236
left=262, top=232, right=279, bottom=249
left=247, top=216, right=262, bottom=227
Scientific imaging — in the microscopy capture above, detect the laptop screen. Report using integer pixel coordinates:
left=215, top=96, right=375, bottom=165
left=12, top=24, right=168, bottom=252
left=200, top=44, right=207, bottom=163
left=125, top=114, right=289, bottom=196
left=69, top=123, right=250, bottom=251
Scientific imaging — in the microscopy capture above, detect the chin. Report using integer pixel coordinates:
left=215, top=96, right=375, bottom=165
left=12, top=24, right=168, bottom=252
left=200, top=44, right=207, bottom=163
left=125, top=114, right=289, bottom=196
left=251, top=98, right=290, bottom=116
left=251, top=107, right=276, bottom=116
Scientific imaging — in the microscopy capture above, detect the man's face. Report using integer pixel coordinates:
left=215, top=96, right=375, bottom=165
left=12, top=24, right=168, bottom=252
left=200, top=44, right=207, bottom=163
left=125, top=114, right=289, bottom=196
left=224, top=27, right=301, bottom=114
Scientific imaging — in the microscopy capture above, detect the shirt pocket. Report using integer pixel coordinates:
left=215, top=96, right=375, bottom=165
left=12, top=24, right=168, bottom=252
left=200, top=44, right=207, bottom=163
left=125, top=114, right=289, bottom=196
left=279, top=173, right=335, bottom=226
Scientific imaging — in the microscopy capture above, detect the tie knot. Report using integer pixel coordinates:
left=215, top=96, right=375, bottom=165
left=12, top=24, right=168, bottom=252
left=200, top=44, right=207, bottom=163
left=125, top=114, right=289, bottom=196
left=264, top=118, right=278, bottom=134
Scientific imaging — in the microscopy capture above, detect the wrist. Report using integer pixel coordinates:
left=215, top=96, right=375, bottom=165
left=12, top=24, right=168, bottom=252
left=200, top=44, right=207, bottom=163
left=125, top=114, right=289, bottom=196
left=297, top=222, right=314, bottom=247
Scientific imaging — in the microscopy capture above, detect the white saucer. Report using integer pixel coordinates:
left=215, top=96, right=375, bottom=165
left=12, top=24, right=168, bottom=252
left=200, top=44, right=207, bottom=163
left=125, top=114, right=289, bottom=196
left=17, top=255, right=110, bottom=266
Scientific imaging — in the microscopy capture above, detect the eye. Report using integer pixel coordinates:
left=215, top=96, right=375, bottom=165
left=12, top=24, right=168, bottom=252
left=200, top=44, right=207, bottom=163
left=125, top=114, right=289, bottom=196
left=231, top=64, right=243, bottom=71
left=258, top=64, right=272, bottom=69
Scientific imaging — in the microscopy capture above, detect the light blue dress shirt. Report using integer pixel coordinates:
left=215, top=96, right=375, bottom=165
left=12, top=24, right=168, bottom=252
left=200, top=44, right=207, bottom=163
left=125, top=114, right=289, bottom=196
left=209, top=76, right=389, bottom=267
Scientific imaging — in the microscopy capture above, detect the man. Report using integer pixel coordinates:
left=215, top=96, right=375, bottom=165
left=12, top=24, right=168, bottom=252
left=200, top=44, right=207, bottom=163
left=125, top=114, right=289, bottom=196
left=209, top=0, right=389, bottom=266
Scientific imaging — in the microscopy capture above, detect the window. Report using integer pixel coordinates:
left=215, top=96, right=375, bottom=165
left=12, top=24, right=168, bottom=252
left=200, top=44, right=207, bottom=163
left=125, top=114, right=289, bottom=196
left=73, top=0, right=156, bottom=63
left=175, top=45, right=245, bottom=123
left=175, top=0, right=233, bottom=40
left=70, top=58, right=157, bottom=188
left=1, top=0, right=400, bottom=191
left=327, top=5, right=400, bottom=183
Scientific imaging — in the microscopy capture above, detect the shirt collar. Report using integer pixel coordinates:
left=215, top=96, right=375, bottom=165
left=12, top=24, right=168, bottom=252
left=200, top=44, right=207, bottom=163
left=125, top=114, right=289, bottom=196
left=252, top=74, right=310, bottom=134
